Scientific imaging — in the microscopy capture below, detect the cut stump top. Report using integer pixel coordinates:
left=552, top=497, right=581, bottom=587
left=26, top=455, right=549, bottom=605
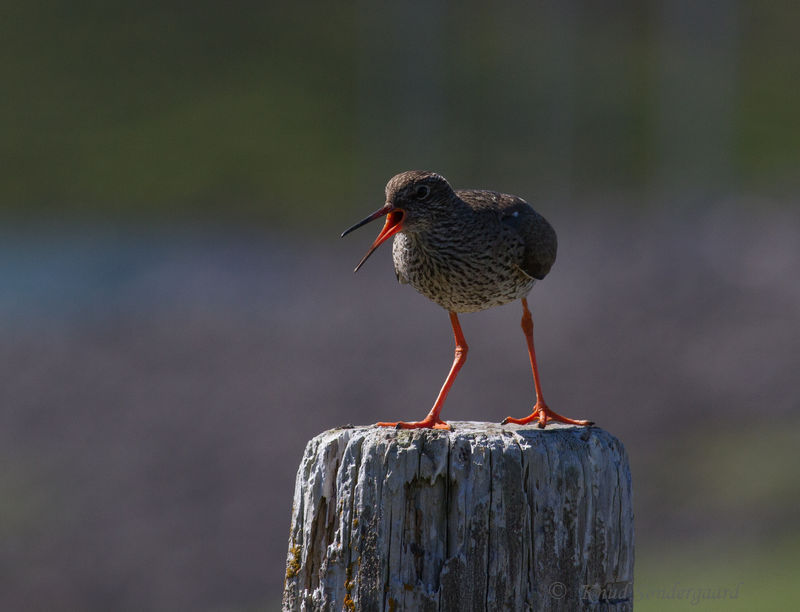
left=284, top=422, right=634, bottom=611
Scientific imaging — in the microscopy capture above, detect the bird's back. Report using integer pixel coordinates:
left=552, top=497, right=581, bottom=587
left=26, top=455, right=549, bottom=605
left=392, top=189, right=557, bottom=313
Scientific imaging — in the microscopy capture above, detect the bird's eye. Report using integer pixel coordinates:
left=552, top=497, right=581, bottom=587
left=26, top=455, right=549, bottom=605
left=415, top=185, right=431, bottom=199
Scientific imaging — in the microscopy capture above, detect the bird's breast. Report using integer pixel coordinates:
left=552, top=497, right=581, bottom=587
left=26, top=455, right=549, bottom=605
left=392, top=228, right=535, bottom=313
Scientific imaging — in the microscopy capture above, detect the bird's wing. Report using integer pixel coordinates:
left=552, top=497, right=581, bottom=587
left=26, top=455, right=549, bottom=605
left=455, top=189, right=558, bottom=280
left=496, top=198, right=558, bottom=281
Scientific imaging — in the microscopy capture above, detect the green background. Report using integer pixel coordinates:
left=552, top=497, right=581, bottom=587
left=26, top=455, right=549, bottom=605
left=2, top=2, right=799, bottom=610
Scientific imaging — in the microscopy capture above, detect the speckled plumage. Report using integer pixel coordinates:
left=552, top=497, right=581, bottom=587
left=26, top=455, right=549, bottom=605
left=387, top=171, right=557, bottom=313
left=342, top=170, right=591, bottom=430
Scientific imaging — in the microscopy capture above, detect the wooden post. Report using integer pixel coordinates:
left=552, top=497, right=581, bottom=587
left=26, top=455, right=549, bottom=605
left=283, top=422, right=634, bottom=611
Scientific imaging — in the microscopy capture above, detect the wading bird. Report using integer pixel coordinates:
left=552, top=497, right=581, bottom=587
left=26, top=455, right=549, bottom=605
left=342, top=171, right=592, bottom=430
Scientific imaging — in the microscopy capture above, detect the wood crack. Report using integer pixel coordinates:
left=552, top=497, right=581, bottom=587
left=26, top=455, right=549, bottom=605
left=283, top=423, right=634, bottom=612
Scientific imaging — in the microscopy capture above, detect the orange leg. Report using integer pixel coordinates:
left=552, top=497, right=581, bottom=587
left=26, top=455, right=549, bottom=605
left=502, top=298, right=593, bottom=429
left=377, top=311, right=467, bottom=430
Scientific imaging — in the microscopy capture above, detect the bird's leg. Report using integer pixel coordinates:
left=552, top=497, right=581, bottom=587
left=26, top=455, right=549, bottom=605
left=377, top=311, right=466, bottom=431
left=502, top=298, right=593, bottom=429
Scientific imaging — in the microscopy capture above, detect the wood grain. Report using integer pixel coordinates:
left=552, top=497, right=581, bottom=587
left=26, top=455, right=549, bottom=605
left=283, top=422, right=634, bottom=611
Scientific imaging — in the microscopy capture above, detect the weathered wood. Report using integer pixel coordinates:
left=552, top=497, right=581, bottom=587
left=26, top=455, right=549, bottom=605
left=283, top=422, right=634, bottom=611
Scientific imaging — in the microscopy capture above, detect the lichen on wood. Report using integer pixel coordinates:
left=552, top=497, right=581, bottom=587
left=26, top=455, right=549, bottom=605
left=283, top=422, right=634, bottom=611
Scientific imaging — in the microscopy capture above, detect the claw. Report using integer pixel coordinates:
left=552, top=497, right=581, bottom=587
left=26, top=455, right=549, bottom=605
left=502, top=403, right=592, bottom=428
left=376, top=418, right=453, bottom=431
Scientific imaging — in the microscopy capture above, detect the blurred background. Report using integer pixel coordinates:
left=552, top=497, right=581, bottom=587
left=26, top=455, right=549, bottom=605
left=2, top=1, right=798, bottom=610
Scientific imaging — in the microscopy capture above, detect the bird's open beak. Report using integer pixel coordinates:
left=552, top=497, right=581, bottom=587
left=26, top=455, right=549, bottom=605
left=341, top=205, right=405, bottom=272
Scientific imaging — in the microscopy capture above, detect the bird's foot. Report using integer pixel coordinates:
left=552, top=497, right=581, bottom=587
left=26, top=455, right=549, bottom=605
left=376, top=416, right=453, bottom=431
left=502, top=402, right=593, bottom=429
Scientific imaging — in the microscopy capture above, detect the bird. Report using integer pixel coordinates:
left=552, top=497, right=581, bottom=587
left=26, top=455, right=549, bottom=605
left=341, top=170, right=593, bottom=430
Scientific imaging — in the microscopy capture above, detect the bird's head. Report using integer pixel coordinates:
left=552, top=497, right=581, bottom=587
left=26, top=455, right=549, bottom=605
left=341, top=171, right=455, bottom=272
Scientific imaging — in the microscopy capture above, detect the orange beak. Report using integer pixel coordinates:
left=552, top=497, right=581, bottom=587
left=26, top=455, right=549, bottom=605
left=341, top=205, right=405, bottom=272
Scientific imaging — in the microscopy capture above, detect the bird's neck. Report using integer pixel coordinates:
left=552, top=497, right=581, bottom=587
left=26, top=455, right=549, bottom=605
left=406, top=198, right=470, bottom=240
left=401, top=215, right=468, bottom=256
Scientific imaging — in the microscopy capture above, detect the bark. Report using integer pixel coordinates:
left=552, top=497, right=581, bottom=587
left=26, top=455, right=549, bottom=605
left=283, top=422, right=634, bottom=611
